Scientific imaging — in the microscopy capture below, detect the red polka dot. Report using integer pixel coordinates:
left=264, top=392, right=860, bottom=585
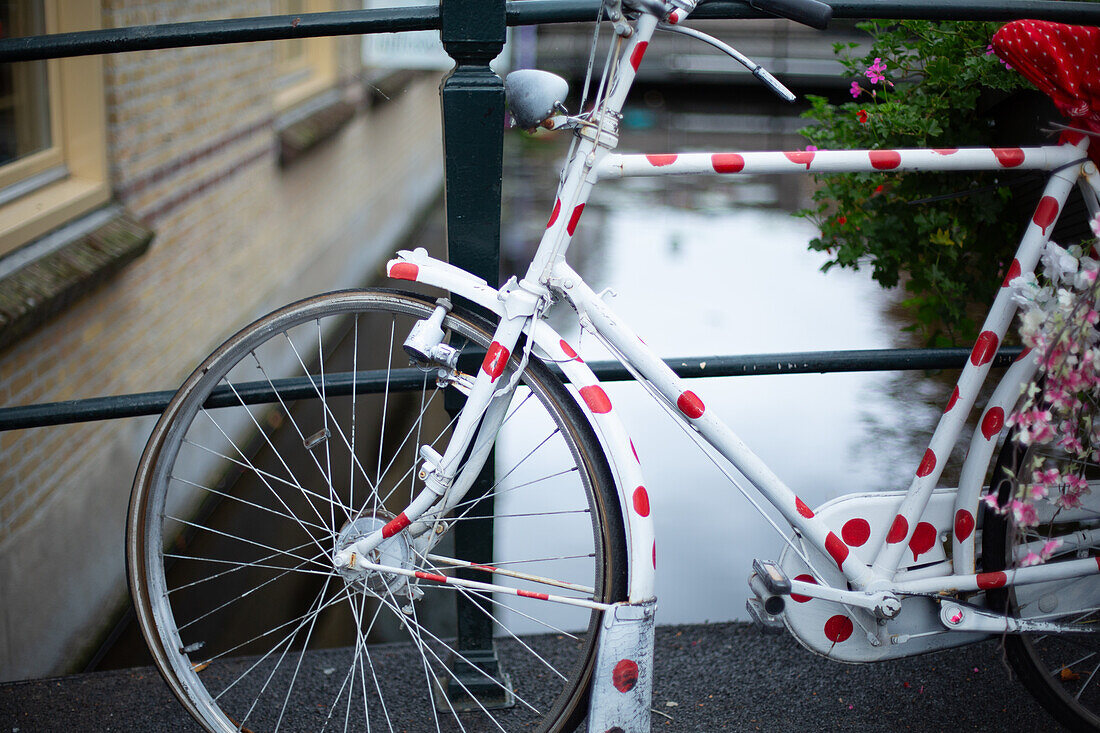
left=481, top=342, right=509, bottom=381
left=630, top=439, right=640, bottom=463
left=1033, top=196, right=1059, bottom=234
left=981, top=407, right=1004, bottom=440
left=1002, top=258, right=1021, bottom=287
left=646, top=154, right=677, bottom=167
left=933, top=148, right=958, bottom=155
left=841, top=518, right=871, bottom=547
left=909, top=521, right=937, bottom=561
left=784, top=150, right=815, bottom=169
left=795, top=497, right=814, bottom=518
left=711, top=153, right=745, bottom=173
left=382, top=512, right=411, bottom=538
left=954, top=509, right=974, bottom=542
left=825, top=532, right=849, bottom=571
left=976, top=571, right=1007, bottom=589
left=612, top=659, right=639, bottom=692
left=869, top=150, right=902, bottom=169
left=567, top=204, right=585, bottom=236
left=579, top=385, right=612, bottom=414
left=824, top=614, right=853, bottom=643
left=916, top=449, right=937, bottom=478
left=970, top=331, right=999, bottom=367
left=653, top=540, right=657, bottom=569
left=993, top=147, right=1025, bottom=168
left=546, top=198, right=561, bottom=229
left=632, top=486, right=650, bottom=517
left=629, top=42, right=648, bottom=72
left=677, top=391, right=705, bottom=419
left=791, top=574, right=816, bottom=603
left=389, top=262, right=418, bottom=281
left=886, top=514, right=908, bottom=544
left=945, top=386, right=960, bottom=413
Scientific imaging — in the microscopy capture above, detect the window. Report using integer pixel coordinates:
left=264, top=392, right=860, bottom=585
left=0, top=0, right=108, bottom=257
left=273, top=0, right=338, bottom=111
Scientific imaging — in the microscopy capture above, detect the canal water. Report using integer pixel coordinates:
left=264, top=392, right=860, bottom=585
left=497, top=94, right=966, bottom=627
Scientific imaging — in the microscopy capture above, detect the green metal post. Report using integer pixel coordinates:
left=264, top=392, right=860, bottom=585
left=439, top=0, right=513, bottom=710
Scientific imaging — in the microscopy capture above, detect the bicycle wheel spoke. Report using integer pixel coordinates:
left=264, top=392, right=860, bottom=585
left=372, top=586, right=532, bottom=722
left=220, top=370, right=346, bottom=526
left=249, top=352, right=366, bottom=514
left=180, top=437, right=349, bottom=519
left=170, top=474, right=332, bottom=535
left=173, top=554, right=330, bottom=632
left=208, top=587, right=346, bottom=692
left=163, top=513, right=331, bottom=572
left=282, top=331, right=385, bottom=507
left=198, top=408, right=337, bottom=558
left=426, top=553, right=595, bottom=595
left=164, top=538, right=322, bottom=594
left=447, top=466, right=580, bottom=514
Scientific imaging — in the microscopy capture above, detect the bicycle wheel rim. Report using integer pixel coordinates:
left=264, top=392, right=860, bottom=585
left=127, top=289, right=626, bottom=732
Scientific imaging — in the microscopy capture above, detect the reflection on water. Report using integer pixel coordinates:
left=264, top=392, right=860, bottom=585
left=501, top=113, right=984, bottom=625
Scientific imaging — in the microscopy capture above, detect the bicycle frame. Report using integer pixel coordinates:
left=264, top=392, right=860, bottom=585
left=362, top=1, right=1100, bottom=628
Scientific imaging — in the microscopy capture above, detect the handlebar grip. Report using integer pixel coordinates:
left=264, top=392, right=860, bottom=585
left=748, top=0, right=832, bottom=30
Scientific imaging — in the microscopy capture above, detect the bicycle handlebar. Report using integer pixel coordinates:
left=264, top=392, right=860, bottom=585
left=746, top=0, right=832, bottom=29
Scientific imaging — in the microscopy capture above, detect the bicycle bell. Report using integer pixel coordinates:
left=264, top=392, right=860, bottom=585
left=505, top=69, right=570, bottom=130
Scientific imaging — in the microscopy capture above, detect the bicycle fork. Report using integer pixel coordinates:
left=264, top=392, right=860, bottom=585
left=331, top=280, right=546, bottom=572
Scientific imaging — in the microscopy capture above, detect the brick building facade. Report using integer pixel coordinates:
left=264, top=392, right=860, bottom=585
left=0, top=1, right=445, bottom=680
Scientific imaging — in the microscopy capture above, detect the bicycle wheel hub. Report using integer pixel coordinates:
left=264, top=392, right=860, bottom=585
left=334, top=515, right=413, bottom=594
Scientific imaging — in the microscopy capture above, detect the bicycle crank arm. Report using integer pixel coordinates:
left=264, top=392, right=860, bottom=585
left=939, top=601, right=1099, bottom=634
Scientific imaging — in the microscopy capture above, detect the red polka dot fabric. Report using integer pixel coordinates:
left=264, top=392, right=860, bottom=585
left=993, top=20, right=1100, bottom=141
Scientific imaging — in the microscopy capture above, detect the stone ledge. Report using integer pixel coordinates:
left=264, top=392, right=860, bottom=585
left=276, top=93, right=357, bottom=167
left=0, top=208, right=154, bottom=352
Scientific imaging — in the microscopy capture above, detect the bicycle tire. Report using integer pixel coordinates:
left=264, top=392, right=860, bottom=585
left=127, top=289, right=627, bottom=732
left=984, top=421, right=1100, bottom=731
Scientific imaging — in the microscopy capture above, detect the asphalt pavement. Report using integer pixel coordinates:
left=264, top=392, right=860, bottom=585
left=0, top=622, right=1061, bottom=732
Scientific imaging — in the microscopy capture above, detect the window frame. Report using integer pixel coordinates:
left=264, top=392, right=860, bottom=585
left=0, top=0, right=109, bottom=257
left=273, top=0, right=339, bottom=112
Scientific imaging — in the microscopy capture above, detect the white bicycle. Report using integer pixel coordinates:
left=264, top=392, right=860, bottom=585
left=128, top=1, right=1100, bottom=730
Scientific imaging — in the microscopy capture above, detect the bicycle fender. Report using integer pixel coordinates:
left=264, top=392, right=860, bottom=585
left=386, top=248, right=657, bottom=602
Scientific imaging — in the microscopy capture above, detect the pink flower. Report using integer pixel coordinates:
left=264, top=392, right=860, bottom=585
left=1041, top=539, right=1063, bottom=560
left=806, top=144, right=818, bottom=151
left=850, top=81, right=862, bottom=98
left=985, top=44, right=995, bottom=56
left=865, top=57, right=887, bottom=84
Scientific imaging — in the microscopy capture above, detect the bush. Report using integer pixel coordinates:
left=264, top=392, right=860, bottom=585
left=798, top=20, right=1028, bottom=345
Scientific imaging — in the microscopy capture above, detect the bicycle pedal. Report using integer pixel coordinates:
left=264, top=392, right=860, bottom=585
left=752, top=559, right=791, bottom=595
left=745, top=598, right=785, bottom=635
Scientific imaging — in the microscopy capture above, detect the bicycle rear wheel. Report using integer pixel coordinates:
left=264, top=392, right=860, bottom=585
left=984, top=423, right=1100, bottom=730
left=128, top=289, right=627, bottom=732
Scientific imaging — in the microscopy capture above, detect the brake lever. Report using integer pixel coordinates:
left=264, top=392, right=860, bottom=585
left=656, top=22, right=796, bottom=102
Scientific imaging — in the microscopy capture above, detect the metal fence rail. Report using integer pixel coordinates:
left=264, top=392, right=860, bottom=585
left=2, top=1, right=1100, bottom=62
left=0, top=347, right=1025, bottom=431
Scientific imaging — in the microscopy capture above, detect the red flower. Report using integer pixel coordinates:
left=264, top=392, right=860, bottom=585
left=857, top=109, right=868, bottom=124
left=873, top=184, right=884, bottom=194
left=836, top=215, right=847, bottom=225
